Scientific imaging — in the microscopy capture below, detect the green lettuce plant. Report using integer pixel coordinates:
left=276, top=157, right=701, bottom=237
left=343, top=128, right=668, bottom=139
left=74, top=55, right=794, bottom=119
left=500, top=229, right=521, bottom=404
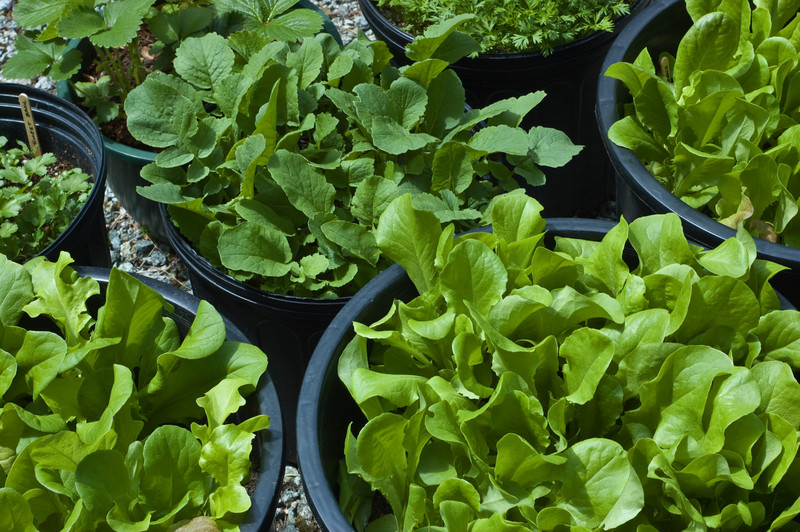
left=368, top=0, right=631, bottom=54
left=0, top=136, right=93, bottom=261
left=124, top=17, right=581, bottom=298
left=338, top=191, right=800, bottom=531
left=1, top=0, right=324, bottom=126
left=606, top=0, right=800, bottom=246
left=0, top=252, right=270, bottom=531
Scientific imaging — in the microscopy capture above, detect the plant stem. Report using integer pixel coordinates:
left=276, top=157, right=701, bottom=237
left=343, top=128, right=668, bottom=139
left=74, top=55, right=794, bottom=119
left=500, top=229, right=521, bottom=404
left=128, top=36, right=145, bottom=88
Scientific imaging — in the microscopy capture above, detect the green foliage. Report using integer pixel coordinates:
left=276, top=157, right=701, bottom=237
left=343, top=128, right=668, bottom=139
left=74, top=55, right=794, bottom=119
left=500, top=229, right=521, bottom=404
left=0, top=252, right=269, bottom=531
left=373, top=0, right=631, bottom=54
left=125, top=18, right=580, bottom=298
left=339, top=191, right=800, bottom=531
left=2, top=0, right=324, bottom=125
left=0, top=137, right=93, bottom=261
left=607, top=0, right=800, bottom=246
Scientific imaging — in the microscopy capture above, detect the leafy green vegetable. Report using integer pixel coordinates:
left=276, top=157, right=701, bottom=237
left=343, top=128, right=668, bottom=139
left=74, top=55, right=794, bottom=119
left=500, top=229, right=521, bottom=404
left=0, top=137, right=93, bottom=261
left=2, top=0, right=324, bottom=125
left=0, top=252, right=269, bottom=531
left=126, top=18, right=580, bottom=297
left=369, top=0, right=631, bottom=54
left=339, top=191, right=800, bottom=530
left=606, top=0, right=800, bottom=246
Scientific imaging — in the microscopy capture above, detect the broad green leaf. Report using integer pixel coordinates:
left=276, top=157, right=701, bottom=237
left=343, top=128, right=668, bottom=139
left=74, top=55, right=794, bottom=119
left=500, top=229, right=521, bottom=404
left=440, top=240, right=507, bottom=316
left=125, top=72, right=203, bottom=149
left=376, top=194, right=442, bottom=293
left=174, top=33, right=235, bottom=90
left=217, top=222, right=293, bottom=278
left=75, top=450, right=132, bottom=515
left=468, top=125, right=530, bottom=156
left=404, top=14, right=480, bottom=63
left=754, top=310, right=800, bottom=365
left=555, top=439, right=643, bottom=529
left=321, top=220, right=381, bottom=265
left=487, top=193, right=545, bottom=243
left=674, top=12, right=741, bottom=95
left=12, top=0, right=71, bottom=27
left=286, top=37, right=324, bottom=90
left=0, top=487, right=36, bottom=532
left=370, top=116, right=437, bottom=155
left=141, top=426, right=207, bottom=512
left=267, top=149, right=335, bottom=217
left=523, top=126, right=584, bottom=168
left=608, top=115, right=671, bottom=163
left=23, top=253, right=99, bottom=347
left=388, top=77, right=428, bottom=129
left=750, top=360, right=800, bottom=426
left=561, top=328, right=615, bottom=405
left=628, top=214, right=699, bottom=275
left=95, top=268, right=170, bottom=372
left=431, top=142, right=473, bottom=194
left=0, top=255, right=33, bottom=324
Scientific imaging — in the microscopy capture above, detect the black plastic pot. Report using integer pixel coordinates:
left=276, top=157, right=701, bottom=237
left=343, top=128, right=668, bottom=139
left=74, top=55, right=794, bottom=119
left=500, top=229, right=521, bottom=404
left=359, top=0, right=650, bottom=218
left=596, top=0, right=800, bottom=306
left=297, top=218, right=619, bottom=531
left=75, top=266, right=285, bottom=531
left=0, top=83, right=110, bottom=267
left=160, top=204, right=347, bottom=465
left=296, top=215, right=797, bottom=531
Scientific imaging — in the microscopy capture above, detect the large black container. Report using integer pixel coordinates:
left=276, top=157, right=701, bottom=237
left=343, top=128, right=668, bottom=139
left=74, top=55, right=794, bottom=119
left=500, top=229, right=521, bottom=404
left=0, top=83, right=110, bottom=267
left=359, top=0, right=650, bottom=218
left=595, top=0, right=800, bottom=306
left=296, top=216, right=797, bottom=531
left=161, top=204, right=347, bottom=465
left=75, top=266, right=285, bottom=531
left=297, top=218, right=618, bottom=531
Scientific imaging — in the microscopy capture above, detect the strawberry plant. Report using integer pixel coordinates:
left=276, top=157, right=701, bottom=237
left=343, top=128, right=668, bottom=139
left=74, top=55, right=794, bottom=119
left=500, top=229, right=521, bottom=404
left=124, top=17, right=582, bottom=298
left=1, top=0, right=324, bottom=127
left=0, top=136, right=93, bottom=261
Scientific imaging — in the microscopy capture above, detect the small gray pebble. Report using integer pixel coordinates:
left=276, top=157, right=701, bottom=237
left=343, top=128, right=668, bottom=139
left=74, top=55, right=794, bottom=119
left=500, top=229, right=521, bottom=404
left=118, top=263, right=136, bottom=273
left=149, top=249, right=167, bottom=267
left=135, top=239, right=155, bottom=257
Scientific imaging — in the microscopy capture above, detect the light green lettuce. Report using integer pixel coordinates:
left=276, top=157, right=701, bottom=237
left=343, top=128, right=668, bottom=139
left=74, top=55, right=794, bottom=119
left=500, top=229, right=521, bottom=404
left=339, top=191, right=800, bottom=531
left=607, top=0, right=800, bottom=246
left=0, top=252, right=269, bottom=531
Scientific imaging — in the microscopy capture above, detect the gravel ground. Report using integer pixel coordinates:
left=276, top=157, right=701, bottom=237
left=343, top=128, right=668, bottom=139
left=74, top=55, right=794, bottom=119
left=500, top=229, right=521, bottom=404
left=0, top=2, right=373, bottom=530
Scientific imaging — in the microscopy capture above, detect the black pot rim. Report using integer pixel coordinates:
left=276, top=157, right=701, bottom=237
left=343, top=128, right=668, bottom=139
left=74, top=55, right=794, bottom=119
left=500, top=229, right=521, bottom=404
left=74, top=265, right=286, bottom=531
left=295, top=217, right=619, bottom=532
left=595, top=0, right=800, bottom=265
left=359, top=0, right=647, bottom=63
left=0, top=82, right=107, bottom=261
left=160, top=203, right=351, bottom=309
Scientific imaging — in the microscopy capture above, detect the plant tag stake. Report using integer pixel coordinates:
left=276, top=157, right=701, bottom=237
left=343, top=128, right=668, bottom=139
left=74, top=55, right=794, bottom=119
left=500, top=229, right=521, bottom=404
left=18, top=93, right=42, bottom=157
